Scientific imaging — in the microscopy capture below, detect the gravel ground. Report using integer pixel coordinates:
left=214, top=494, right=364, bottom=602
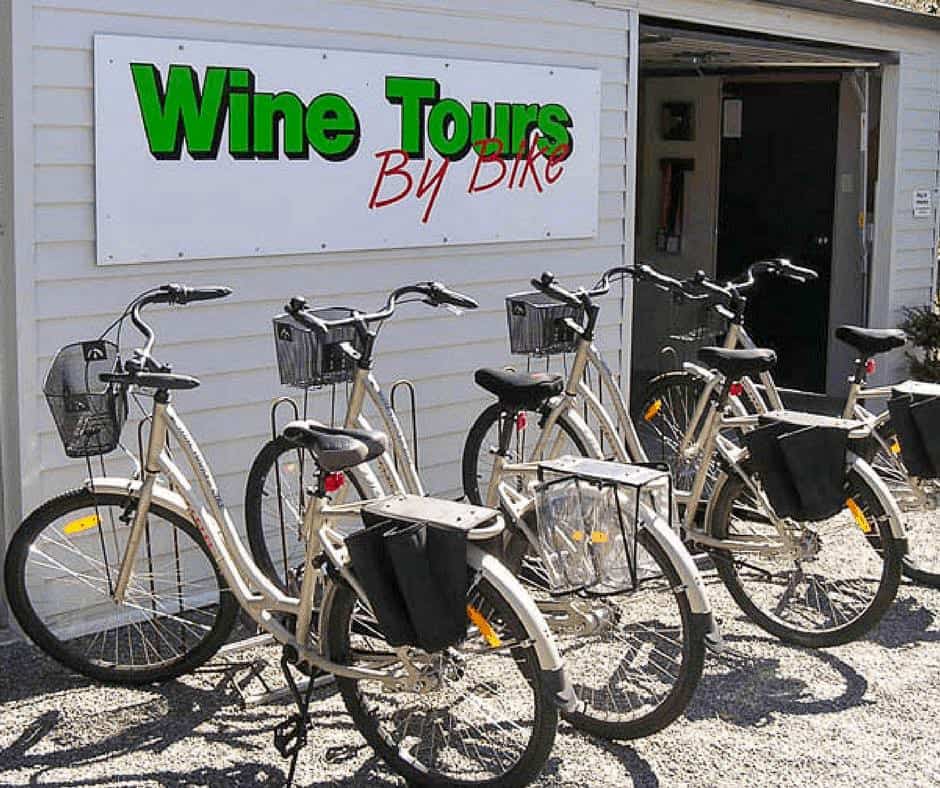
left=2, top=571, right=939, bottom=788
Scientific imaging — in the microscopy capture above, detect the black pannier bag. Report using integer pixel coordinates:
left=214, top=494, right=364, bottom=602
left=744, top=412, right=852, bottom=522
left=887, top=381, right=940, bottom=479
left=345, top=496, right=497, bottom=653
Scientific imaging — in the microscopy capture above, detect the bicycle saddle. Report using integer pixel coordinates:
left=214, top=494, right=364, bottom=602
left=474, top=368, right=564, bottom=408
left=697, top=347, right=777, bottom=378
left=835, top=325, right=906, bottom=357
left=282, top=420, right=387, bottom=473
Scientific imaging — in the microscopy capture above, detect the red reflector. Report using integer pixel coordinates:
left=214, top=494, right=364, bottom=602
left=516, top=412, right=528, bottom=431
left=866, top=359, right=877, bottom=375
left=324, top=472, right=345, bottom=493
left=729, top=382, right=744, bottom=397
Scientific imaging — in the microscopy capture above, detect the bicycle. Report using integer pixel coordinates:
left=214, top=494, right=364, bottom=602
left=638, top=259, right=940, bottom=588
left=243, top=280, right=714, bottom=741
left=4, top=284, right=573, bottom=788
left=462, top=267, right=907, bottom=648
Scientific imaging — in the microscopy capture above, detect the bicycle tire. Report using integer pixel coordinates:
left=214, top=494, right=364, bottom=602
left=637, top=371, right=716, bottom=497
left=322, top=575, right=557, bottom=787
left=865, top=423, right=940, bottom=588
left=709, top=467, right=903, bottom=647
left=462, top=401, right=591, bottom=506
left=4, top=488, right=238, bottom=684
left=244, top=436, right=370, bottom=593
left=512, top=520, right=706, bottom=740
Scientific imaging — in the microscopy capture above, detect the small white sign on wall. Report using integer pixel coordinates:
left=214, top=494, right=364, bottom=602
left=93, top=35, right=602, bottom=265
left=913, top=189, right=933, bottom=219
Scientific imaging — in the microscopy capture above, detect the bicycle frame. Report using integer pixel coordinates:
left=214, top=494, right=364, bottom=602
left=87, top=392, right=568, bottom=688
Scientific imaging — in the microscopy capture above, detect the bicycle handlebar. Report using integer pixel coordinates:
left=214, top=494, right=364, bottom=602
left=285, top=281, right=478, bottom=336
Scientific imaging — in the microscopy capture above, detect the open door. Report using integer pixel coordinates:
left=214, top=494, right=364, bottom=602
left=716, top=81, right=840, bottom=392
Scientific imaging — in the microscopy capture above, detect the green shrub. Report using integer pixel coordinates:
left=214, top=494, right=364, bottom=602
left=900, top=298, right=940, bottom=382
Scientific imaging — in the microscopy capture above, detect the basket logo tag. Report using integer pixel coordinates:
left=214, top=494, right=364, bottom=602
left=511, top=301, right=527, bottom=317
left=277, top=324, right=294, bottom=342
left=65, top=394, right=90, bottom=414
left=82, top=341, right=108, bottom=362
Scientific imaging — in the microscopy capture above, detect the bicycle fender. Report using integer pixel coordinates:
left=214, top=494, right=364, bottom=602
left=707, top=460, right=907, bottom=544
left=642, top=517, right=712, bottom=616
left=849, top=455, right=907, bottom=542
left=681, top=362, right=716, bottom=383
left=83, top=477, right=192, bottom=522
left=468, top=545, right=579, bottom=714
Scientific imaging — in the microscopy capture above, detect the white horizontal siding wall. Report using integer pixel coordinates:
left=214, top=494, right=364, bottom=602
left=886, top=51, right=940, bottom=380
left=19, top=0, right=632, bottom=532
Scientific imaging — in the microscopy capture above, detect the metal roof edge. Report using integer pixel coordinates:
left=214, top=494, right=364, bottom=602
left=752, top=0, right=940, bottom=33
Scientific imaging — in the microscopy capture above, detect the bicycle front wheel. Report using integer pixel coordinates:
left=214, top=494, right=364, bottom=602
left=867, top=427, right=940, bottom=588
left=709, top=468, right=903, bottom=647
left=509, top=517, right=705, bottom=740
left=322, top=575, right=557, bottom=787
left=4, top=488, right=238, bottom=684
left=244, top=436, right=370, bottom=593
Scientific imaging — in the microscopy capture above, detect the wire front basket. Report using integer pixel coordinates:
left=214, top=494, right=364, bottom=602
left=273, top=307, right=364, bottom=388
left=506, top=292, right=585, bottom=356
left=44, top=340, right=127, bottom=458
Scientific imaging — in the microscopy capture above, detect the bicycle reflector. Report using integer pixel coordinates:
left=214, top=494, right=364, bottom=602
left=866, top=359, right=877, bottom=375
left=516, top=411, right=528, bottom=431
left=324, top=472, right=345, bottom=492
left=729, top=382, right=744, bottom=397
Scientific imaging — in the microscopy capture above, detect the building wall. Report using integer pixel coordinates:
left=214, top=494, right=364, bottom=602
left=632, top=75, right=721, bottom=383
left=6, top=0, right=633, bottom=553
left=0, top=0, right=15, bottom=628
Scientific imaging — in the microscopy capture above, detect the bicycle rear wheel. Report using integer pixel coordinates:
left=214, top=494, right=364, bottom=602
left=322, top=575, right=557, bottom=787
left=709, top=467, right=903, bottom=647
left=4, top=489, right=238, bottom=684
left=867, top=426, right=940, bottom=588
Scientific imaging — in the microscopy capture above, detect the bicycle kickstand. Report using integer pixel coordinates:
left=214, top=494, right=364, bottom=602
left=274, top=647, right=317, bottom=787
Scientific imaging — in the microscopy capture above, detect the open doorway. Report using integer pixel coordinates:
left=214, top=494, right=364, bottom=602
left=631, top=19, right=893, bottom=400
left=716, top=80, right=839, bottom=392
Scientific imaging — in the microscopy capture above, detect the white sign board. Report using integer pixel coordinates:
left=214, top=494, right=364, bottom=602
left=94, top=35, right=601, bottom=265
left=913, top=189, right=933, bottom=219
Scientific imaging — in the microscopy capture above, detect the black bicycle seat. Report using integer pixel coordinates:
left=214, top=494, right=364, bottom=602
left=282, top=420, right=387, bottom=473
left=835, top=325, right=906, bottom=357
left=697, top=347, right=777, bottom=379
left=474, top=368, right=564, bottom=409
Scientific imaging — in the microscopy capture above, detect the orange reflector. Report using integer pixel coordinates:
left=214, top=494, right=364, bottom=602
left=572, top=530, right=585, bottom=542
left=591, top=531, right=609, bottom=544
left=846, top=498, right=871, bottom=533
left=644, top=399, right=663, bottom=422
left=64, top=514, right=99, bottom=535
left=467, top=605, right=502, bottom=648
left=890, top=440, right=902, bottom=456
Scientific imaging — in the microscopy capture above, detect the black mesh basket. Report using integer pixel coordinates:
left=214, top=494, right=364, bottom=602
left=506, top=291, right=585, bottom=356
left=43, top=340, right=127, bottom=458
left=272, top=307, right=363, bottom=388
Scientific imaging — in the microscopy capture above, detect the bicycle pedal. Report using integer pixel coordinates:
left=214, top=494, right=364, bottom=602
left=274, top=714, right=309, bottom=759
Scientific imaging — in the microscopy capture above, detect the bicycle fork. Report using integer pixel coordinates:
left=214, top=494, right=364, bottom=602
left=113, top=395, right=170, bottom=604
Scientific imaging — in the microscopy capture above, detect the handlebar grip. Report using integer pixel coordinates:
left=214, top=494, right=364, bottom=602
left=154, top=284, right=233, bottom=305
left=636, top=263, right=684, bottom=293
left=427, top=282, right=479, bottom=310
left=530, top=272, right=583, bottom=309
left=780, top=260, right=818, bottom=281
left=180, top=286, right=232, bottom=303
